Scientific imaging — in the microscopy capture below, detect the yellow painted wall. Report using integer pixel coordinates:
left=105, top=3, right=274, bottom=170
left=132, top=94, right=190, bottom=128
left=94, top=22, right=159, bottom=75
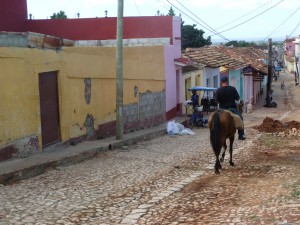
left=63, top=46, right=165, bottom=80
left=0, top=48, right=62, bottom=148
left=61, top=46, right=165, bottom=141
left=0, top=45, right=165, bottom=149
left=181, top=69, right=204, bottom=114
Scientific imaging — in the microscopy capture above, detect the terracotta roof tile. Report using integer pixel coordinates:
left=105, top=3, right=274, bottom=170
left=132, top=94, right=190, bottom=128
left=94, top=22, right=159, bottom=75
left=214, top=46, right=268, bottom=74
left=182, top=46, right=268, bottom=74
left=174, top=57, right=194, bottom=66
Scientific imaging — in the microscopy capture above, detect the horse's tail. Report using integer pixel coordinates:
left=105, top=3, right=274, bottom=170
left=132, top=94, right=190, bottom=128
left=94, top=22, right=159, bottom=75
left=209, top=111, right=222, bottom=154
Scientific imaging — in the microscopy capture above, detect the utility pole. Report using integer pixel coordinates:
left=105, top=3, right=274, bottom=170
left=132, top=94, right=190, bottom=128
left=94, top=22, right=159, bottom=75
left=295, top=56, right=299, bottom=86
left=265, top=38, right=273, bottom=107
left=116, top=0, right=124, bottom=140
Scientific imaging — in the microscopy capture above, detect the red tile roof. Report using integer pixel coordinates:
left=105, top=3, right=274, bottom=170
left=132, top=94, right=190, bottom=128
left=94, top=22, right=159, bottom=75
left=182, top=46, right=268, bottom=74
left=214, top=46, right=268, bottom=74
left=174, top=57, right=194, bottom=66
left=182, top=46, right=248, bottom=69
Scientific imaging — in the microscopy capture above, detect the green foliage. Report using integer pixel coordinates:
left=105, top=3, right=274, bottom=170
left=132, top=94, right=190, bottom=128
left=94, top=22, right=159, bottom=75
left=225, top=40, right=257, bottom=47
left=167, top=7, right=175, bottom=16
left=162, top=7, right=211, bottom=49
left=181, top=24, right=212, bottom=49
left=50, top=10, right=67, bottom=19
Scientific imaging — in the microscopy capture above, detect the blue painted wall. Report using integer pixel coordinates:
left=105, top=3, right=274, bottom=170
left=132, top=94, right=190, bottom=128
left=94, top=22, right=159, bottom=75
left=229, top=69, right=244, bottom=100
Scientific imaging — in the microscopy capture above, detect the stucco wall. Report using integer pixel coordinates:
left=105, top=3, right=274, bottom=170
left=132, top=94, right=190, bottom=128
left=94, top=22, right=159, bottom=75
left=0, top=45, right=166, bottom=158
left=164, top=45, right=178, bottom=113
left=229, top=69, right=241, bottom=97
left=285, top=40, right=296, bottom=56
left=285, top=57, right=295, bottom=74
left=244, top=75, right=254, bottom=104
left=182, top=69, right=204, bottom=114
left=204, top=67, right=219, bottom=96
left=26, top=17, right=174, bottom=42
left=0, top=48, right=60, bottom=146
left=164, top=17, right=182, bottom=120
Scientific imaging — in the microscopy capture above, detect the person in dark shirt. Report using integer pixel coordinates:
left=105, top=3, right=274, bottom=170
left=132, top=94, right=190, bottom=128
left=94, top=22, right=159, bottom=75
left=191, top=90, right=199, bottom=107
left=215, top=76, right=246, bottom=140
left=294, top=71, right=299, bottom=86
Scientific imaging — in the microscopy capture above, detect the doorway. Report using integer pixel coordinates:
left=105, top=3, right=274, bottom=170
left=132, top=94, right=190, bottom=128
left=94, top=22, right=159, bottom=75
left=38, top=71, right=60, bottom=147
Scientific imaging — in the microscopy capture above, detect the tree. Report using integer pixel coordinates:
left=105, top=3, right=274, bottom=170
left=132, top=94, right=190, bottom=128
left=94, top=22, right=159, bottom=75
left=50, top=10, right=67, bottom=19
left=162, top=7, right=211, bottom=49
left=224, top=40, right=257, bottom=47
left=167, top=7, right=175, bottom=16
left=181, top=24, right=212, bottom=49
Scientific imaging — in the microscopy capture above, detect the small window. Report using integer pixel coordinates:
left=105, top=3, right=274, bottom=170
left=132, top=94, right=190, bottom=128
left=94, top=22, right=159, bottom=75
left=213, top=76, right=218, bottom=88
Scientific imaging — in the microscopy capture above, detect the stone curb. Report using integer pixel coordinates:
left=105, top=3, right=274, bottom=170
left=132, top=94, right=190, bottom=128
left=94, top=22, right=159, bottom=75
left=0, top=129, right=168, bottom=185
left=0, top=117, right=189, bottom=185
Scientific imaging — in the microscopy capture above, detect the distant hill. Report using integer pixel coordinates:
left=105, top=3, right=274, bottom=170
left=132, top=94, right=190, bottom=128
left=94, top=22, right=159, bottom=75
left=212, top=37, right=286, bottom=44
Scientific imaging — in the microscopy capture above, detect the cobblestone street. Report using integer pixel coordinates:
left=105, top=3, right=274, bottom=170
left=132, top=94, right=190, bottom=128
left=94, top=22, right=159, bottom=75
left=1, top=71, right=300, bottom=225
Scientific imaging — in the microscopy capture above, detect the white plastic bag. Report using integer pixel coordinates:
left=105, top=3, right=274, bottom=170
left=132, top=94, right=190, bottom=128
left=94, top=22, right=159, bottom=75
left=180, top=128, right=195, bottom=135
left=167, top=121, right=195, bottom=135
left=176, top=123, right=184, bottom=132
left=184, top=100, right=192, bottom=107
left=167, top=120, right=179, bottom=135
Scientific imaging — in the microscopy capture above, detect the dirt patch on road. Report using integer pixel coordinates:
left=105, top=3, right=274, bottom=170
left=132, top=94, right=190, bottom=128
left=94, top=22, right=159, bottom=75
left=177, top=134, right=300, bottom=224
left=253, top=116, right=300, bottom=133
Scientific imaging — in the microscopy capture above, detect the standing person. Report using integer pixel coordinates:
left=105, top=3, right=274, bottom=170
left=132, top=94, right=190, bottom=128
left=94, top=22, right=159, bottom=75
left=215, top=76, right=246, bottom=140
left=281, top=81, right=285, bottom=90
left=191, top=90, right=199, bottom=107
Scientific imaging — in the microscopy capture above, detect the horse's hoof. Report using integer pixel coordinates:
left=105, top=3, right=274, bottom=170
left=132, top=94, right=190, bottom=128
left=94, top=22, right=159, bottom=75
left=230, top=162, right=235, bottom=167
left=215, top=170, right=220, bottom=175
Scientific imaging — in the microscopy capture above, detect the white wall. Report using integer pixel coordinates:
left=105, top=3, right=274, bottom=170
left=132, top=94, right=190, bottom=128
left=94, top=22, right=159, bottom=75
left=244, top=75, right=253, bottom=104
left=204, top=67, right=220, bottom=98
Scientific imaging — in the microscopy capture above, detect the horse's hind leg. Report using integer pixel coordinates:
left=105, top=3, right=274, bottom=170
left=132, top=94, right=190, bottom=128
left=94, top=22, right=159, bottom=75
left=215, top=157, right=222, bottom=174
left=220, top=142, right=227, bottom=163
left=229, top=136, right=235, bottom=167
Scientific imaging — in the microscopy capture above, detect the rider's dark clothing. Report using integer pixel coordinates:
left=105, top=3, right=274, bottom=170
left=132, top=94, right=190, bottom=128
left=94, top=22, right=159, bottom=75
left=191, top=93, right=199, bottom=107
left=215, top=86, right=239, bottom=109
left=215, top=85, right=245, bottom=140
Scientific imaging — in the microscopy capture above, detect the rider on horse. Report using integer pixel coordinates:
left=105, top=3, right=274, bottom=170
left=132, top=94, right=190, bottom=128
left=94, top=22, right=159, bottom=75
left=215, top=76, right=246, bottom=140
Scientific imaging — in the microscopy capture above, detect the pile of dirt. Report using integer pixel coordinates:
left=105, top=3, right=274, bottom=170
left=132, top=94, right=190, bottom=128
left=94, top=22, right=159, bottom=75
left=254, top=117, right=300, bottom=133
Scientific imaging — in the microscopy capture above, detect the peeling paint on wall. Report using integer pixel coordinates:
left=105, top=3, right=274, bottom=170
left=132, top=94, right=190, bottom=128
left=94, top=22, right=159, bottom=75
left=139, top=91, right=165, bottom=120
left=134, top=85, right=138, bottom=97
left=1, top=42, right=166, bottom=147
left=0, top=135, right=39, bottom=161
left=98, top=90, right=166, bottom=138
left=124, top=103, right=138, bottom=132
left=84, top=78, right=91, bottom=104
left=84, top=113, right=95, bottom=138
left=15, top=135, right=39, bottom=158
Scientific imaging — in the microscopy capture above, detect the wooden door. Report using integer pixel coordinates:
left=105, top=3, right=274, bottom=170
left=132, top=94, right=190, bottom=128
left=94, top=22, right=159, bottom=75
left=39, top=71, right=60, bottom=147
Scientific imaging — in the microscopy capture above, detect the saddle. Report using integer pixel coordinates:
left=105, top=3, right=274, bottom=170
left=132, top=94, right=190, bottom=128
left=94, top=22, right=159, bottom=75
left=224, top=110, right=244, bottom=129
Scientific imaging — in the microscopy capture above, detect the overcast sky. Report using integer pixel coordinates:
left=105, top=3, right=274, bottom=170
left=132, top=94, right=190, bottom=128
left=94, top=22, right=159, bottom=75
left=27, top=0, right=300, bottom=42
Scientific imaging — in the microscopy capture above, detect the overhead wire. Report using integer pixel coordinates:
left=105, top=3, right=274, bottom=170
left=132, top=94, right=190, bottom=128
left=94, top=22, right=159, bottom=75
left=208, top=0, right=286, bottom=37
left=173, top=0, right=229, bottom=41
left=165, top=0, right=231, bottom=41
left=160, top=0, right=297, bottom=43
left=263, top=5, right=300, bottom=41
left=132, top=0, right=141, bottom=16
left=156, top=0, right=173, bottom=14
left=206, top=0, right=275, bottom=36
left=287, top=19, right=300, bottom=39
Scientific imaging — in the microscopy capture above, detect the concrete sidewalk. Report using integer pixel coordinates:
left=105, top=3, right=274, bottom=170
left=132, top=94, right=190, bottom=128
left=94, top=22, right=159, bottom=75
left=0, top=116, right=188, bottom=185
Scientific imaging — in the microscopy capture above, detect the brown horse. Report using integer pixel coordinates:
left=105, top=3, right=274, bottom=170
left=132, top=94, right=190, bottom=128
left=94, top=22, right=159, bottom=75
left=207, top=104, right=243, bottom=174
